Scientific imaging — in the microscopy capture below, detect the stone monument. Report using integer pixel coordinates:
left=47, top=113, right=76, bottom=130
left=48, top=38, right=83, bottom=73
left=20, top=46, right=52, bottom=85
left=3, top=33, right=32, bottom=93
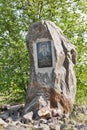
left=25, top=20, right=76, bottom=118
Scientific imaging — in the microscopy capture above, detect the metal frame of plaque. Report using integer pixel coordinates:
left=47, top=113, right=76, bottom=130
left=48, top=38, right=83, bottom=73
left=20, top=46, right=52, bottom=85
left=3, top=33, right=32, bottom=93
left=37, top=41, right=52, bottom=68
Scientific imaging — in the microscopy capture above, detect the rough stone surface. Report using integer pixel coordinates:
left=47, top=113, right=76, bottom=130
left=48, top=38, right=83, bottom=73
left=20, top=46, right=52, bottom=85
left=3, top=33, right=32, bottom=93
left=25, top=20, right=77, bottom=117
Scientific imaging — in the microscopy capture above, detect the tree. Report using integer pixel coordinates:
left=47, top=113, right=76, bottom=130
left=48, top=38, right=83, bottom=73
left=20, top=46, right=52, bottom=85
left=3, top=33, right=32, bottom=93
left=0, top=0, right=30, bottom=103
left=0, top=0, right=87, bottom=104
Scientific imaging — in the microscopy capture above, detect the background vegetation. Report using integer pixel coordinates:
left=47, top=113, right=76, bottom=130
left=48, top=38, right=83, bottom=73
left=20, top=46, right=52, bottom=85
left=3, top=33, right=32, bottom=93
left=0, top=0, right=87, bottom=104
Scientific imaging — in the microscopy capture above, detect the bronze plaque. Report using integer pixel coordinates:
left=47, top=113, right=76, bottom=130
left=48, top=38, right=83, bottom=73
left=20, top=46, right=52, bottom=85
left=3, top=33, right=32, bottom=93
left=37, top=41, right=52, bottom=68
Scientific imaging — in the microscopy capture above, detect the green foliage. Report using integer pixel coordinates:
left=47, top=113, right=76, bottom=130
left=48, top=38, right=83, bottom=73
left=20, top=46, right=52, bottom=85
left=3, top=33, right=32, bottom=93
left=0, top=0, right=87, bottom=104
left=0, top=0, right=30, bottom=103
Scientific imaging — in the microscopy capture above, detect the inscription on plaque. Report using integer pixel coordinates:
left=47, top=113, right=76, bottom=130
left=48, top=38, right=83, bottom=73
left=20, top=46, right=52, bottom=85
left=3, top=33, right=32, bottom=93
left=37, top=41, right=52, bottom=68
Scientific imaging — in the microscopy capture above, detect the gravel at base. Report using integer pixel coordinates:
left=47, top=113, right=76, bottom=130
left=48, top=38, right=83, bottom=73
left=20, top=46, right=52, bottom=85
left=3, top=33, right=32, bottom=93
left=0, top=104, right=87, bottom=130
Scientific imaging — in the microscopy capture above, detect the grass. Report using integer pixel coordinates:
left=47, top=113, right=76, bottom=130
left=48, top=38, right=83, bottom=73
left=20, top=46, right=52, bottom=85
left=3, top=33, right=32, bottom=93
left=75, top=90, right=87, bottom=105
left=0, top=90, right=25, bottom=105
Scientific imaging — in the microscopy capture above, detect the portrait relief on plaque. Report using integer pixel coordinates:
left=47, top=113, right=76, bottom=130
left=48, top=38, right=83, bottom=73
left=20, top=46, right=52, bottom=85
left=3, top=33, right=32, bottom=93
left=37, top=41, right=52, bottom=68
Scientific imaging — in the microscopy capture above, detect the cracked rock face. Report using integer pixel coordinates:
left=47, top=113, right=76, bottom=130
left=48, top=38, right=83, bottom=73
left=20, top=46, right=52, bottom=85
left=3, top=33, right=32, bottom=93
left=25, top=20, right=77, bottom=117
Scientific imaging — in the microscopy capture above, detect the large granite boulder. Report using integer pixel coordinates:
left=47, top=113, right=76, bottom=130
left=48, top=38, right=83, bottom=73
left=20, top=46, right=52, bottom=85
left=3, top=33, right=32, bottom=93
left=25, top=20, right=76, bottom=118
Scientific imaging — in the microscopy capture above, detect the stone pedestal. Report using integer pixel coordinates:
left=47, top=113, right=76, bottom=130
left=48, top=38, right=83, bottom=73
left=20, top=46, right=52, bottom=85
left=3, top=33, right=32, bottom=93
left=25, top=21, right=76, bottom=117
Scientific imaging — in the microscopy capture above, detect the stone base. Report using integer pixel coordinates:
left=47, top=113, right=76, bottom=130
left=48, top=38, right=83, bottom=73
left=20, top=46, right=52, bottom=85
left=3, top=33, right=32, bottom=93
left=25, top=81, right=72, bottom=118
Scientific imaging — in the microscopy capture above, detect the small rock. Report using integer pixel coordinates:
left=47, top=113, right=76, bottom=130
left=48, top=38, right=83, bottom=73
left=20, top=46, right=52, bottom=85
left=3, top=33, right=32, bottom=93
left=5, top=124, right=18, bottom=130
left=40, top=124, right=50, bottom=130
left=0, top=118, right=8, bottom=127
left=78, top=113, right=84, bottom=118
left=33, top=120, right=40, bottom=126
left=34, top=123, right=50, bottom=130
left=85, top=120, right=87, bottom=124
left=50, top=124, right=60, bottom=130
left=68, top=119, right=76, bottom=125
left=17, top=125, right=30, bottom=130
left=77, top=105, right=87, bottom=114
left=14, top=120, right=30, bottom=128
left=6, top=117, right=13, bottom=123
left=23, top=111, right=33, bottom=123
left=0, top=105, right=8, bottom=112
left=5, top=123, right=30, bottom=130
left=51, top=109, right=62, bottom=117
left=0, top=112, right=9, bottom=120
left=38, top=107, right=51, bottom=119
left=58, top=120, right=63, bottom=125
left=75, top=124, right=86, bottom=130
left=70, top=111, right=77, bottom=118
left=82, top=106, right=87, bottom=114
left=70, top=125, right=78, bottom=130
left=48, top=121, right=55, bottom=127
left=64, top=112, right=69, bottom=118
left=39, top=118, right=47, bottom=124
left=12, top=121, right=22, bottom=126
left=8, top=110, right=19, bottom=121
left=7, top=104, right=24, bottom=111
left=60, top=123, right=67, bottom=130
left=52, top=117, right=59, bottom=124
left=47, top=118, right=53, bottom=123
